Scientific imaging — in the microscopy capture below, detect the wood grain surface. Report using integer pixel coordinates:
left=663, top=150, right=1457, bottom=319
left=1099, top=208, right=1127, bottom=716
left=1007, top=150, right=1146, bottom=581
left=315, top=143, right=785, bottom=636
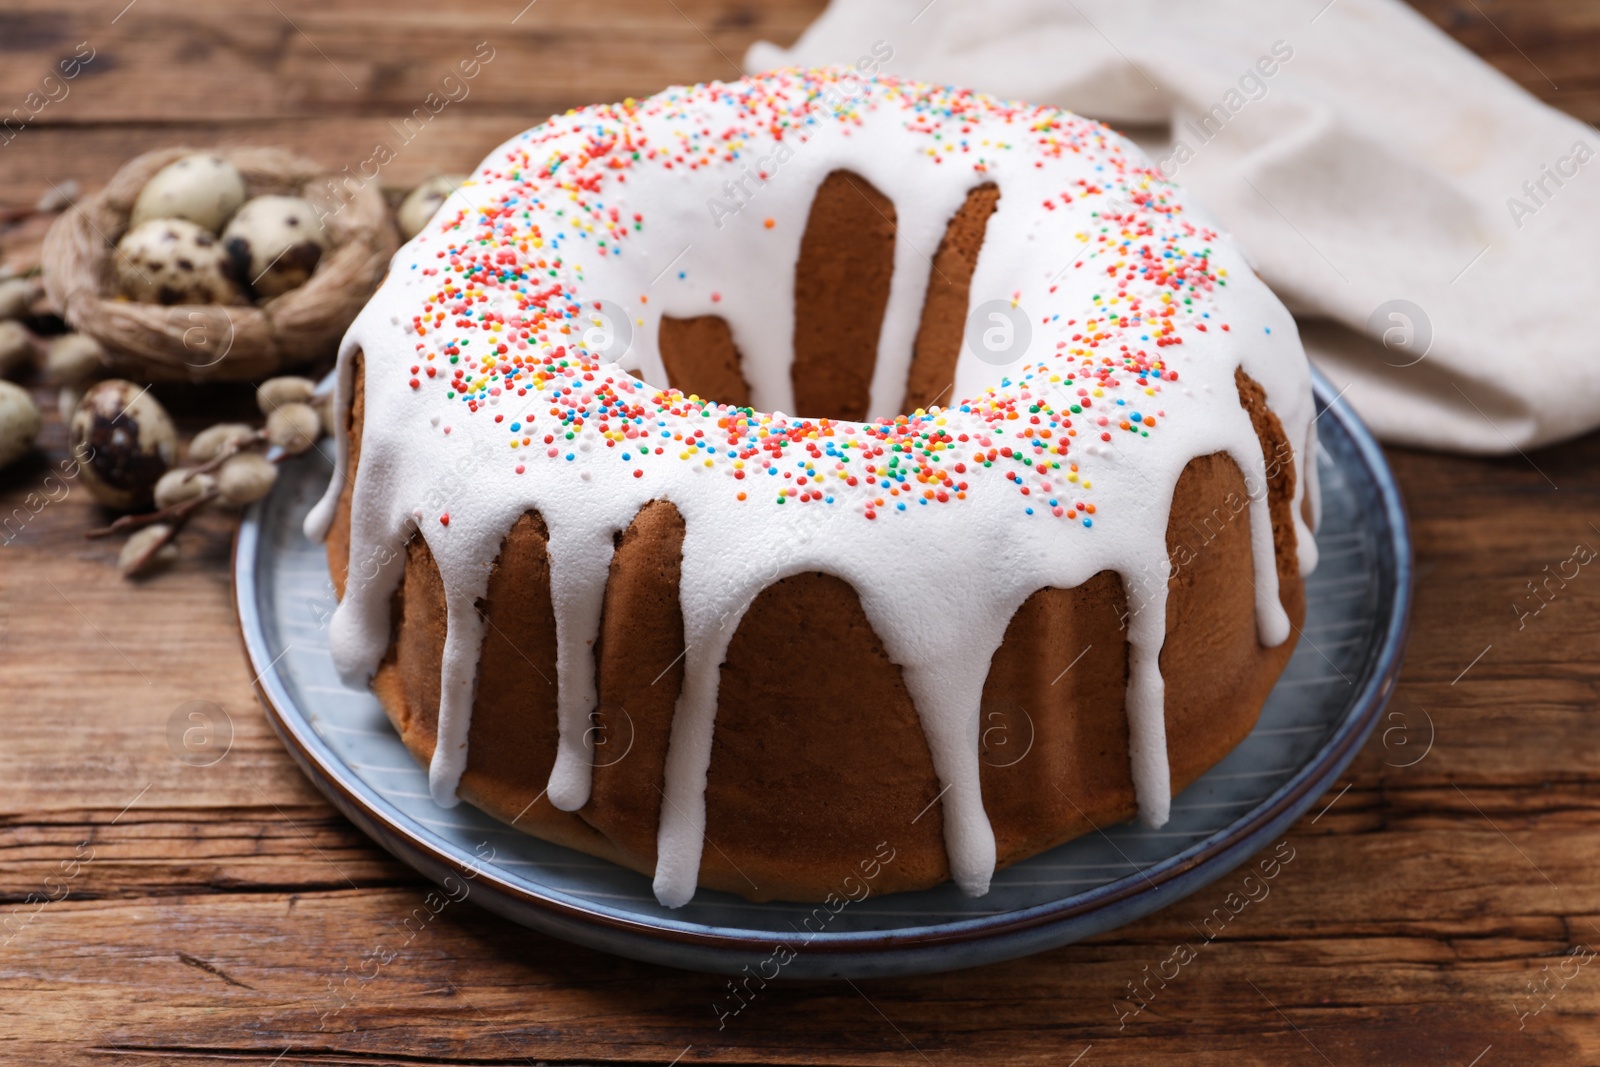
left=3, top=1, right=1600, bottom=1063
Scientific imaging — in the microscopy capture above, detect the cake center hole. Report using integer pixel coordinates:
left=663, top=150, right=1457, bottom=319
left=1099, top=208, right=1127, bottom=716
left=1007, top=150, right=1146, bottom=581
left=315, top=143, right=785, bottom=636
left=655, top=171, right=999, bottom=422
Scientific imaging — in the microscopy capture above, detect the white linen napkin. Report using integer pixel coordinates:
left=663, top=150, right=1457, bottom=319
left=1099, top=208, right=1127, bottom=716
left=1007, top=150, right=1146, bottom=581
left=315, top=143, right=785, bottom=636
left=748, top=0, right=1600, bottom=454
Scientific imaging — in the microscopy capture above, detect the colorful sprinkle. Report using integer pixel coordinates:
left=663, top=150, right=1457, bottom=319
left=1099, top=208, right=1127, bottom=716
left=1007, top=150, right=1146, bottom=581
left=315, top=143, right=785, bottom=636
left=404, top=69, right=1237, bottom=526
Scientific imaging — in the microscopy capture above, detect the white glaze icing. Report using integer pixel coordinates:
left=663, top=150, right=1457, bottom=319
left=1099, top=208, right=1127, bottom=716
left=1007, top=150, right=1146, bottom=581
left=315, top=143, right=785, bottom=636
left=306, top=69, right=1319, bottom=907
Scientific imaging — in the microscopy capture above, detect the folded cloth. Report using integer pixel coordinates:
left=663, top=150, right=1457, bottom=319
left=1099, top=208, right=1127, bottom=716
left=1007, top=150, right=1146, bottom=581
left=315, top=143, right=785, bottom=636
left=748, top=0, right=1600, bottom=454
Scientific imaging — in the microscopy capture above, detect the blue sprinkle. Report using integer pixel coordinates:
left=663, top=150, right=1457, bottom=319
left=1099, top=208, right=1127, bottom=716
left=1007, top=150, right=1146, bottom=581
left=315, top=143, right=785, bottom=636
left=1131, top=412, right=1143, bottom=422
left=897, top=502, right=907, bottom=511
left=1025, top=507, right=1034, bottom=515
left=1082, top=517, right=1093, bottom=528
left=565, top=453, right=575, bottom=461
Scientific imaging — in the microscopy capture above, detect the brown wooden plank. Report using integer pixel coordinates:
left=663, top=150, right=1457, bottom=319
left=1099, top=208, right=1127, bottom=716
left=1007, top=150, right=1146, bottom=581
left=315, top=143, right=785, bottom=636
left=0, top=0, right=817, bottom=122
left=3, top=0, right=1600, bottom=1063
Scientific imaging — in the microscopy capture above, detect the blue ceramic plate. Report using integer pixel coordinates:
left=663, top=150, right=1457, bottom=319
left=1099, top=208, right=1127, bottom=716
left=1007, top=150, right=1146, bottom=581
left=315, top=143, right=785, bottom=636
left=236, top=369, right=1411, bottom=978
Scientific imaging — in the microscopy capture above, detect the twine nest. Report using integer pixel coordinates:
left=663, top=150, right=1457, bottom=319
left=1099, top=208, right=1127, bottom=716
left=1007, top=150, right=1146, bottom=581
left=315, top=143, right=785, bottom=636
left=43, top=146, right=397, bottom=383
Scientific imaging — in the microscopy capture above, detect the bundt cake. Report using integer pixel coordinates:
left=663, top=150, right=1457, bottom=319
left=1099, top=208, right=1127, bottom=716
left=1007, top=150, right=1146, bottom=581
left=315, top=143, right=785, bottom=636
left=306, top=67, right=1320, bottom=907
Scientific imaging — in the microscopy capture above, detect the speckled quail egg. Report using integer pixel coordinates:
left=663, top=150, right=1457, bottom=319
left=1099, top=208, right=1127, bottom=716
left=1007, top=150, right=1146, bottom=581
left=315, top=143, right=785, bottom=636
left=47, top=333, right=105, bottom=386
left=397, top=175, right=466, bottom=241
left=69, top=379, right=178, bottom=510
left=115, top=218, right=244, bottom=306
left=0, top=380, right=41, bottom=470
left=0, top=321, right=33, bottom=379
left=222, top=195, right=328, bottom=300
left=0, top=277, right=36, bottom=320
left=129, top=153, right=248, bottom=233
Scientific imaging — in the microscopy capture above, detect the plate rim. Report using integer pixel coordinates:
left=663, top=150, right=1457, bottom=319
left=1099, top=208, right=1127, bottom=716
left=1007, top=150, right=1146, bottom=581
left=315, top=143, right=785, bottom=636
left=235, top=366, right=1412, bottom=964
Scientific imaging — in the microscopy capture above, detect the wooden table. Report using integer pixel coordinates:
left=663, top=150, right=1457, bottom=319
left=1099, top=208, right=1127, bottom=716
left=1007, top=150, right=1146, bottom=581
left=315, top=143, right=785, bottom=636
left=3, top=1, right=1599, bottom=1062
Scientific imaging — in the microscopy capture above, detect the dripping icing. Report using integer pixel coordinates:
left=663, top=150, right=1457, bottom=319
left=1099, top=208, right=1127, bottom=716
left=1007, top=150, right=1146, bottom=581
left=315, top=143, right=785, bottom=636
left=306, top=69, right=1319, bottom=907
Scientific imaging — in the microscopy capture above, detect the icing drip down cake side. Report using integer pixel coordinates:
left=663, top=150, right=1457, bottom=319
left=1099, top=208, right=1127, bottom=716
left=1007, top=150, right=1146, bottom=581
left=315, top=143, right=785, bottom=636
left=306, top=68, right=1320, bottom=907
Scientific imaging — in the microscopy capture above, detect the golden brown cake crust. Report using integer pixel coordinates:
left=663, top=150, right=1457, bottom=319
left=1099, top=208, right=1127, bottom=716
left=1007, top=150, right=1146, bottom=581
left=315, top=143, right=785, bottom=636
left=902, top=182, right=1000, bottom=414
left=324, top=163, right=1308, bottom=903
left=790, top=170, right=896, bottom=422
left=658, top=315, right=752, bottom=408
left=328, top=351, right=1305, bottom=901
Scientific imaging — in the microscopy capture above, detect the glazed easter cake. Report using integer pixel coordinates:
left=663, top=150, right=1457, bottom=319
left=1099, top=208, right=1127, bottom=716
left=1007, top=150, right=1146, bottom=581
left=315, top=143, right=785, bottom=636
left=307, top=68, right=1320, bottom=906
